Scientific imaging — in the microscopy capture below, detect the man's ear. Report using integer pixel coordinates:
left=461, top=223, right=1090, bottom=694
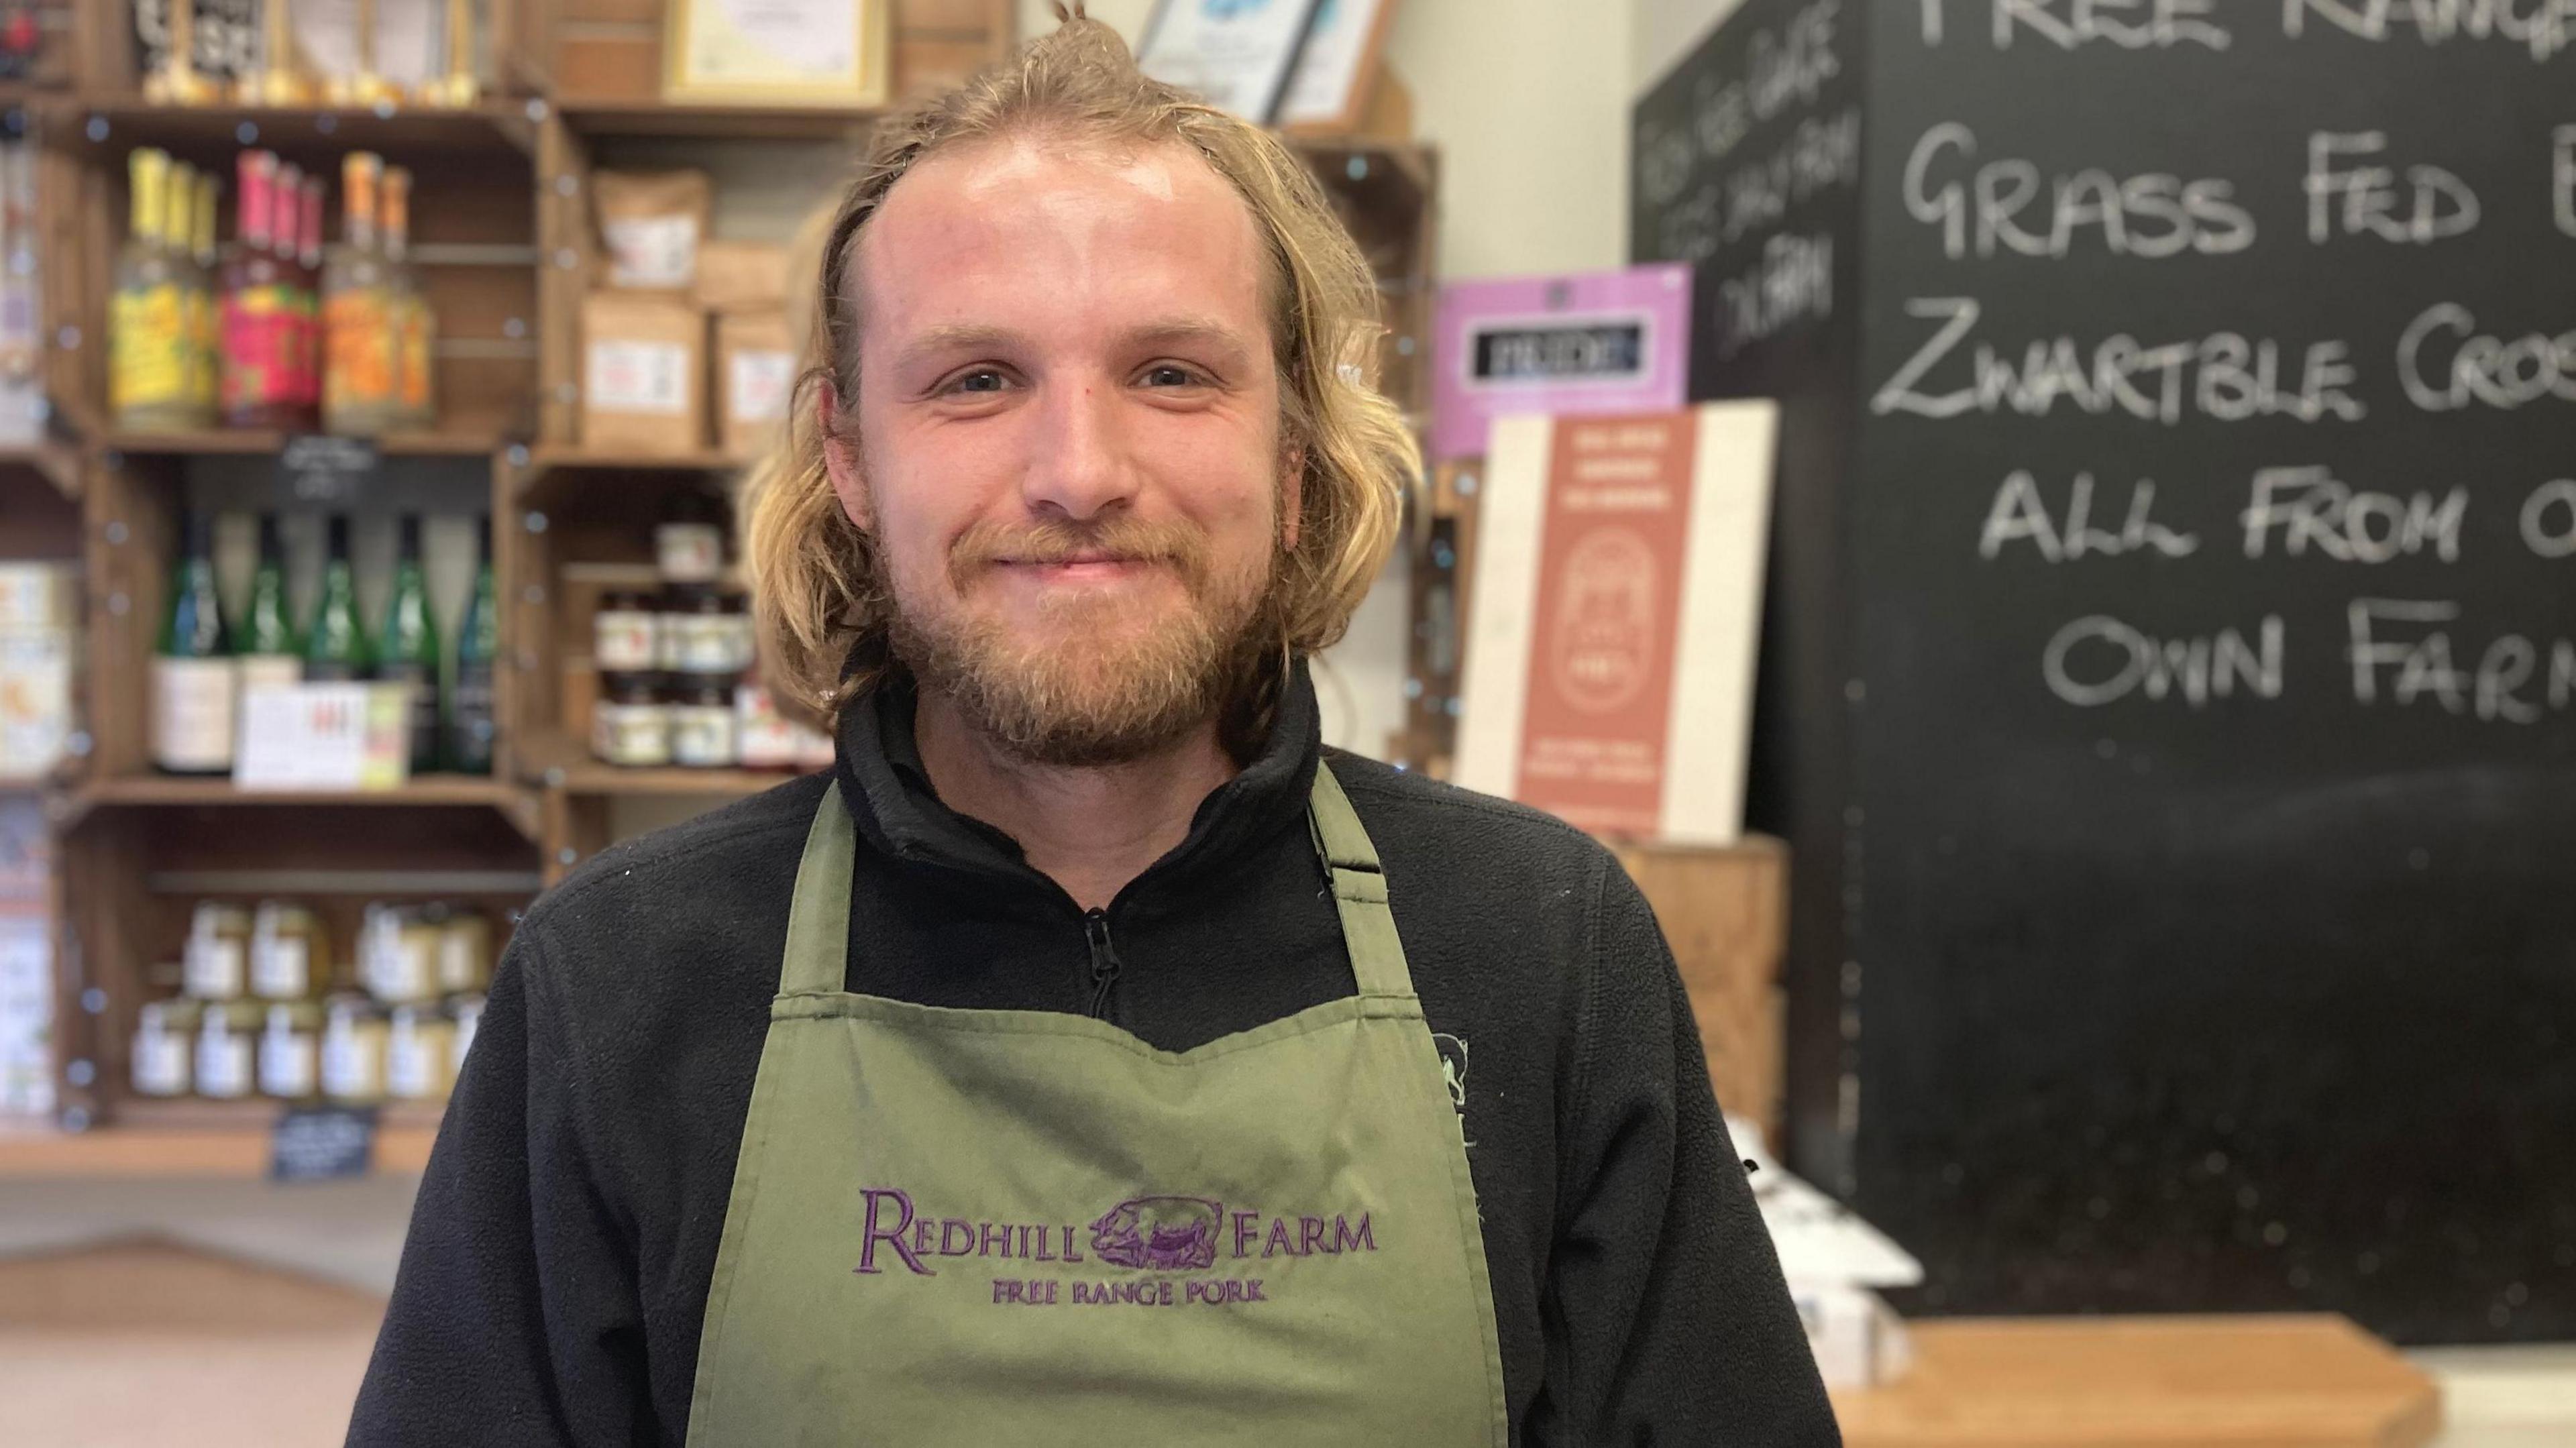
left=1279, top=443, right=1305, bottom=551
left=821, top=388, right=871, bottom=533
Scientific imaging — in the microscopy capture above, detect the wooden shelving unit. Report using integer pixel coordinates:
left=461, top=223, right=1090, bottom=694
left=11, top=0, right=1440, bottom=1163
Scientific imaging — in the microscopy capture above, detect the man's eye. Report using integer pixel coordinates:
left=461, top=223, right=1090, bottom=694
left=946, top=369, right=1008, bottom=395
left=1143, top=365, right=1202, bottom=388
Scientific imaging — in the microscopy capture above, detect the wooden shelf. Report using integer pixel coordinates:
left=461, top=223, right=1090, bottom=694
left=519, top=730, right=811, bottom=798
left=0, top=1111, right=441, bottom=1179
left=98, top=429, right=508, bottom=459
left=53, top=99, right=537, bottom=160
left=73, top=773, right=528, bottom=810
left=0, top=441, right=79, bottom=496
left=555, top=101, right=880, bottom=141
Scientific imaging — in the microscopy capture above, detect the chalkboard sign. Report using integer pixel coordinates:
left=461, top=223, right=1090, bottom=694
left=1638, top=1, right=2575, bottom=1341
left=279, top=434, right=381, bottom=502
left=271, top=1105, right=379, bottom=1181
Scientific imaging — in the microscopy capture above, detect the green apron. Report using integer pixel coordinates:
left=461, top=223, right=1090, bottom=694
left=684, top=763, right=1510, bottom=1446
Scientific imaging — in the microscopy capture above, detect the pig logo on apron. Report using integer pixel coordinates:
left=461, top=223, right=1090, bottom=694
left=1089, top=1196, right=1224, bottom=1271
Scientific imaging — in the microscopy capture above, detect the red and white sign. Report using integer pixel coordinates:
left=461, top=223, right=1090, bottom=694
left=1455, top=404, right=1776, bottom=842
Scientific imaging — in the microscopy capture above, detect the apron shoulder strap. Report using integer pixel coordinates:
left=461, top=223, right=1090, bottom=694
left=779, top=781, right=859, bottom=997
left=1307, top=761, right=1417, bottom=999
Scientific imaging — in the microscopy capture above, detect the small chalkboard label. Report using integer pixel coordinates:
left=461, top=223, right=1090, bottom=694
left=1469, top=321, right=1649, bottom=382
left=279, top=435, right=381, bottom=502
left=270, top=1105, right=380, bottom=1182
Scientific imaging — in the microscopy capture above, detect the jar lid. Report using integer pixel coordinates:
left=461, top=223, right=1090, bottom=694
left=202, top=999, right=266, bottom=1030
left=685, top=683, right=733, bottom=706
left=600, top=671, right=667, bottom=702
left=325, top=991, right=387, bottom=1023
left=140, top=997, right=205, bottom=1031
left=665, top=583, right=727, bottom=614
left=264, top=1000, right=325, bottom=1031
left=193, top=901, right=252, bottom=929
left=600, top=589, right=659, bottom=612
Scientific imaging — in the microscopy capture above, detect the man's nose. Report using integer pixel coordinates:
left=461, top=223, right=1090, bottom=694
left=1021, top=378, right=1138, bottom=521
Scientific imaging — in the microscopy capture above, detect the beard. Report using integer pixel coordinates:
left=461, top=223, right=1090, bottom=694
left=881, top=512, right=1281, bottom=768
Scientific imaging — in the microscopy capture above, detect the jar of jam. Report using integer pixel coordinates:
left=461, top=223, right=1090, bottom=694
left=388, top=1003, right=460, bottom=1102
left=670, top=683, right=738, bottom=768
left=321, top=994, right=391, bottom=1104
left=594, top=590, right=661, bottom=674
left=594, top=673, right=673, bottom=767
left=195, top=1001, right=262, bottom=1099
left=252, top=900, right=329, bottom=1000
left=258, top=1001, right=325, bottom=1099
left=655, top=490, right=727, bottom=584
left=184, top=902, right=252, bottom=999
left=131, top=997, right=202, bottom=1098
left=437, top=909, right=492, bottom=996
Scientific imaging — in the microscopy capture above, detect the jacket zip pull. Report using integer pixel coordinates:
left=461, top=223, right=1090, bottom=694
left=1082, top=909, right=1121, bottom=1020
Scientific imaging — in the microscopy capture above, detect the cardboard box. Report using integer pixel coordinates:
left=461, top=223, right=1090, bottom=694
left=716, top=310, right=798, bottom=458
left=582, top=290, right=706, bottom=455
left=696, top=240, right=794, bottom=315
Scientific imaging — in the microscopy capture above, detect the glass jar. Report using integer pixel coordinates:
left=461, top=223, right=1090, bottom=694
left=362, top=903, right=445, bottom=1005
left=183, top=901, right=252, bottom=999
left=388, top=1003, right=460, bottom=1102
left=258, top=1001, right=325, bottom=1099
left=251, top=900, right=328, bottom=1000
left=131, top=997, right=202, bottom=1098
left=450, top=992, right=485, bottom=1076
left=670, top=684, right=738, bottom=768
left=194, top=1000, right=261, bottom=1099
left=320, top=994, right=391, bottom=1104
left=594, top=590, right=661, bottom=674
left=594, top=673, right=672, bottom=767
left=655, top=490, right=727, bottom=584
left=437, top=909, right=492, bottom=996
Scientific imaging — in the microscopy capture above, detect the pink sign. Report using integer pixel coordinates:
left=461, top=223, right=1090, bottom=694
left=1430, top=264, right=1693, bottom=463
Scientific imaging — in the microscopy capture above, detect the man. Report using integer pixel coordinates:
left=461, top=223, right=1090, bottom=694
left=353, top=11, right=1834, bottom=1445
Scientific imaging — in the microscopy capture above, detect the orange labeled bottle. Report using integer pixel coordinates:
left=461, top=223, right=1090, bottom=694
left=323, top=152, right=397, bottom=436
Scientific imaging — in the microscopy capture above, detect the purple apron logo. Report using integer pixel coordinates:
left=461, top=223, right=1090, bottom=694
left=1089, top=1196, right=1224, bottom=1271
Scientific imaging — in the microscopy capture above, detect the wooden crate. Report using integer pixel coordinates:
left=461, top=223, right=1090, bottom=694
left=1613, top=834, right=1788, bottom=1138
left=1833, top=1315, right=2443, bottom=1448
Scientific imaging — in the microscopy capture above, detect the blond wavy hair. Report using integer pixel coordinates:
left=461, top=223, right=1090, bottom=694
left=738, top=4, right=1416, bottom=724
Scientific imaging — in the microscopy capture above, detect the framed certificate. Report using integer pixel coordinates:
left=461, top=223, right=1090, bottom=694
left=1281, top=0, right=1401, bottom=133
left=1137, top=0, right=1326, bottom=125
left=664, top=0, right=892, bottom=108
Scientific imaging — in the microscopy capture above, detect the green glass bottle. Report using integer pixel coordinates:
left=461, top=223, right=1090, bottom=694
left=304, top=513, right=374, bottom=683
left=449, top=513, right=498, bottom=776
left=380, top=512, right=442, bottom=775
left=152, top=508, right=235, bottom=775
left=237, top=510, right=303, bottom=701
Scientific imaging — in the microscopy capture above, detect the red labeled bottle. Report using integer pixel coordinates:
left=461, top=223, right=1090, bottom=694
left=219, top=150, right=310, bottom=429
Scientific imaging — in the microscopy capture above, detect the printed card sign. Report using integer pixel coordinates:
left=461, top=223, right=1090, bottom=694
left=234, top=683, right=413, bottom=791
left=1431, top=264, right=1693, bottom=462
left=1456, top=403, right=1777, bottom=843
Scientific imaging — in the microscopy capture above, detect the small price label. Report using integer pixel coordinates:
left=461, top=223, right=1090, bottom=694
left=279, top=434, right=382, bottom=502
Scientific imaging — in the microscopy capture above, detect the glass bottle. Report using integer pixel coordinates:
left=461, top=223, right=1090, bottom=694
left=297, top=170, right=327, bottom=420
left=237, top=509, right=303, bottom=706
left=189, top=166, right=219, bottom=419
left=382, top=165, right=437, bottom=432
left=111, top=148, right=205, bottom=432
left=323, top=152, right=396, bottom=437
left=220, top=150, right=306, bottom=429
left=449, top=513, right=497, bottom=775
left=304, top=514, right=374, bottom=682
left=152, top=508, right=235, bottom=775
left=380, top=512, right=442, bottom=775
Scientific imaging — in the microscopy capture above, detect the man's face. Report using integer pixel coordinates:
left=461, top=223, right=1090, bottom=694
left=830, top=135, right=1299, bottom=765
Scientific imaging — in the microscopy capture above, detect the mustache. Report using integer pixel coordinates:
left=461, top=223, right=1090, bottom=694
left=948, top=518, right=1210, bottom=583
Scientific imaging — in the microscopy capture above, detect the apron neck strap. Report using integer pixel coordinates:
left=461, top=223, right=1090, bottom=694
left=780, top=767, right=1417, bottom=1001
left=780, top=782, right=860, bottom=997
left=1307, top=761, right=1416, bottom=999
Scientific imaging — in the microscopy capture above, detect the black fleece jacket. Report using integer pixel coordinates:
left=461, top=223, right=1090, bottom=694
left=350, top=665, right=1836, bottom=1445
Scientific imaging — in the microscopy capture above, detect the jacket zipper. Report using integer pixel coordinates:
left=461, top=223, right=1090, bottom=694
left=1081, top=909, right=1122, bottom=1020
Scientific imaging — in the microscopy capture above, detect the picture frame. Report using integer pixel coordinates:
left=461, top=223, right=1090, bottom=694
left=1281, top=0, right=1401, bottom=134
left=1136, top=0, right=1326, bottom=126
left=663, top=0, right=892, bottom=109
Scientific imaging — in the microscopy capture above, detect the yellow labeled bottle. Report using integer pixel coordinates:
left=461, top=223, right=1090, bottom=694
left=111, top=148, right=211, bottom=431
left=189, top=168, right=221, bottom=416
